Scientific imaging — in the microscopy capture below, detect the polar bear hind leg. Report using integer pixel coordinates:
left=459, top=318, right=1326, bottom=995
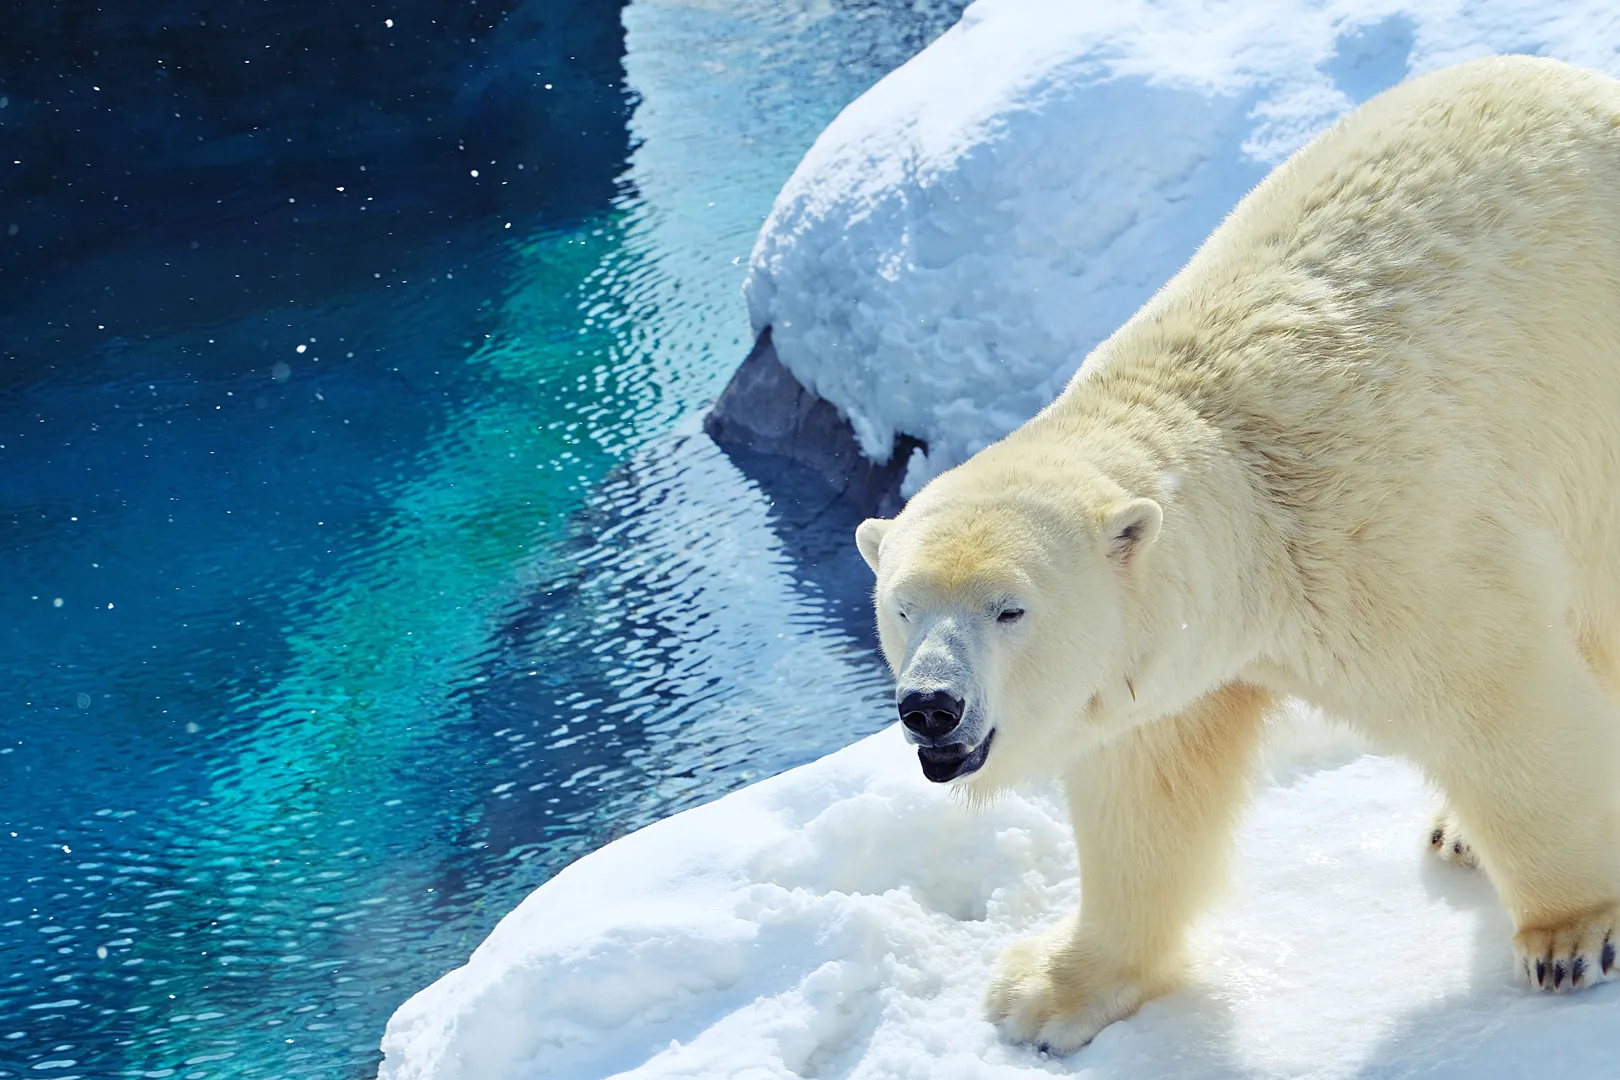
left=1419, top=631, right=1620, bottom=993
left=1429, top=804, right=1480, bottom=868
left=1430, top=621, right=1620, bottom=875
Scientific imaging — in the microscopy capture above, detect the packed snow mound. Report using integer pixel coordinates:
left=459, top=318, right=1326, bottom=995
left=377, top=710, right=1620, bottom=1079
left=744, top=0, right=1620, bottom=491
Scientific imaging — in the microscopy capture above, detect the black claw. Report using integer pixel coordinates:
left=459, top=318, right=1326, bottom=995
left=1554, top=960, right=1567, bottom=989
left=1431, top=828, right=1445, bottom=846
left=1603, top=940, right=1615, bottom=975
left=1573, top=956, right=1587, bottom=985
left=1536, top=958, right=1548, bottom=987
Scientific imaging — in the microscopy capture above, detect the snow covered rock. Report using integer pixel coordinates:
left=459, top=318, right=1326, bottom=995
left=744, top=0, right=1620, bottom=493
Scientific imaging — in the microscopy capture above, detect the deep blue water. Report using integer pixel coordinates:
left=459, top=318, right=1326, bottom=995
left=0, top=3, right=962, bottom=1076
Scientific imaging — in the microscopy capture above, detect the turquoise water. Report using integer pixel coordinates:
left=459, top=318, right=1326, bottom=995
left=0, top=3, right=961, bottom=1075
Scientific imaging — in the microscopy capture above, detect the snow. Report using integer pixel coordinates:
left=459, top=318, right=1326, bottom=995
left=378, top=707, right=1620, bottom=1078
left=744, top=0, right=1620, bottom=492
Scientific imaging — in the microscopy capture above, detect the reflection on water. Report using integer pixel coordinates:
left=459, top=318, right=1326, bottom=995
left=0, top=1, right=963, bottom=1076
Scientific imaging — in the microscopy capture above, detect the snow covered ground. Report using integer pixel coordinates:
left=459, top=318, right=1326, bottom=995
left=378, top=707, right=1620, bottom=1078
left=745, top=0, right=1620, bottom=493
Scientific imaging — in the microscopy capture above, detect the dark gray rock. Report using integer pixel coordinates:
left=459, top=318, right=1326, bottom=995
left=704, top=327, right=923, bottom=518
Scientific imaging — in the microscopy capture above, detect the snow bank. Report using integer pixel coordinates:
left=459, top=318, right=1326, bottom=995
left=744, top=0, right=1620, bottom=491
left=378, top=708, right=1620, bottom=1078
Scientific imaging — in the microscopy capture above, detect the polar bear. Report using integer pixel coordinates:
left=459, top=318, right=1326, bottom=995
left=854, top=55, right=1620, bottom=1052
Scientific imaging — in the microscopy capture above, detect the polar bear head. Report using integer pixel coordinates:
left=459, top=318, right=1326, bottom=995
left=856, top=466, right=1163, bottom=792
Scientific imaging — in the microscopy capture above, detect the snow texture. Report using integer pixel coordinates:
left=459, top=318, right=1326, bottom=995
left=743, top=0, right=1620, bottom=492
left=378, top=708, right=1620, bottom=1078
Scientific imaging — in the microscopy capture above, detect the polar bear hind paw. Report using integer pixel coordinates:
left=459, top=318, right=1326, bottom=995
left=1428, top=808, right=1479, bottom=868
left=1516, top=904, right=1620, bottom=993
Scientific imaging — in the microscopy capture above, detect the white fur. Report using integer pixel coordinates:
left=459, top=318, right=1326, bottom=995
left=858, top=56, right=1620, bottom=1052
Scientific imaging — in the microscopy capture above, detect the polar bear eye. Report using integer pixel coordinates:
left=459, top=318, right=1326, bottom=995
left=996, top=608, right=1025, bottom=624
left=896, top=609, right=909, bottom=622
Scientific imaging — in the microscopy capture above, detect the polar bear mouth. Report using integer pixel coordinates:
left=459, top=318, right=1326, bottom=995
left=916, top=729, right=995, bottom=783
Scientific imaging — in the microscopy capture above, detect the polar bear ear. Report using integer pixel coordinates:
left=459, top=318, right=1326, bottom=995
left=855, top=518, right=893, bottom=573
left=1101, top=498, right=1162, bottom=566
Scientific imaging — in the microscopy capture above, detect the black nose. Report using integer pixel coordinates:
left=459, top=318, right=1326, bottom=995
left=899, top=689, right=964, bottom=740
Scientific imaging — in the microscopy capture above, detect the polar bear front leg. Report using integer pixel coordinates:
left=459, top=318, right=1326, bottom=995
left=984, top=912, right=1174, bottom=1053
left=986, top=683, right=1268, bottom=1053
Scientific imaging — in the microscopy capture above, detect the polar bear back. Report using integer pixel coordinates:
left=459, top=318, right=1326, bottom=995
left=1035, top=55, right=1620, bottom=707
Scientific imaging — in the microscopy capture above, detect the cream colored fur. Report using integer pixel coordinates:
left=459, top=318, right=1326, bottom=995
left=856, top=56, right=1620, bottom=1051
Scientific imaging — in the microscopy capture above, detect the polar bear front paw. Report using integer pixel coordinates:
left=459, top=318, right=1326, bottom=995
left=1515, top=904, right=1620, bottom=992
left=984, top=930, right=1166, bottom=1054
left=1428, top=808, right=1479, bottom=868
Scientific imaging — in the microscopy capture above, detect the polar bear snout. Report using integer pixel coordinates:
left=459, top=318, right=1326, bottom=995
left=897, top=687, right=994, bottom=783
left=890, top=611, right=996, bottom=783
left=899, top=689, right=965, bottom=741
